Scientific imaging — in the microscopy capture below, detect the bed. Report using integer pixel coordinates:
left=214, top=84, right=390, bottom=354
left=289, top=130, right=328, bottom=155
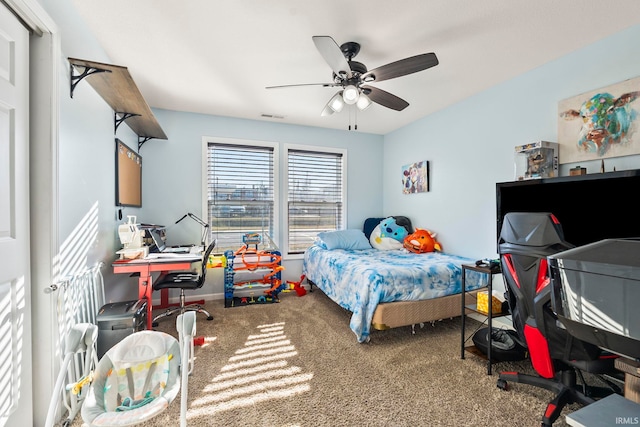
left=302, top=218, right=487, bottom=343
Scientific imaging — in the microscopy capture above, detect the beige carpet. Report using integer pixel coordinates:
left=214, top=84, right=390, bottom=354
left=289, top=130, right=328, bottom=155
left=74, top=289, right=590, bottom=426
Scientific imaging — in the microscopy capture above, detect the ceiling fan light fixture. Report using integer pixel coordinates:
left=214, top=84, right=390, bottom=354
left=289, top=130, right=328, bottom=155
left=356, top=93, right=372, bottom=110
left=342, top=85, right=359, bottom=105
left=322, top=92, right=344, bottom=116
left=329, top=92, right=345, bottom=112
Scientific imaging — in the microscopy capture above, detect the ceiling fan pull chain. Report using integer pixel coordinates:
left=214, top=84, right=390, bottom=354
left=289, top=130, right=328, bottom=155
left=355, top=106, right=358, bottom=130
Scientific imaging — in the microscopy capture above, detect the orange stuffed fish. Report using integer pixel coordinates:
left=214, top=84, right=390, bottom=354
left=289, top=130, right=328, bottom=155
left=403, top=228, right=442, bottom=253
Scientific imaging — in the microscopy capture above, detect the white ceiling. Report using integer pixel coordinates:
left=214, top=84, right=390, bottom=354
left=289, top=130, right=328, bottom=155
left=72, top=0, right=640, bottom=135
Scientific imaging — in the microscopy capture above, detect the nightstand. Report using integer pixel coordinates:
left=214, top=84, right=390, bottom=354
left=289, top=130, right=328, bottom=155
left=460, top=263, right=506, bottom=375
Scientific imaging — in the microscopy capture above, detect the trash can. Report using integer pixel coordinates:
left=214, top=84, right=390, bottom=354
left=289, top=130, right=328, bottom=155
left=96, top=299, right=147, bottom=359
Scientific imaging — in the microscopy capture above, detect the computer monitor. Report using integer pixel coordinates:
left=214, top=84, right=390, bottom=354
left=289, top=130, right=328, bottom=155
left=149, top=229, right=166, bottom=253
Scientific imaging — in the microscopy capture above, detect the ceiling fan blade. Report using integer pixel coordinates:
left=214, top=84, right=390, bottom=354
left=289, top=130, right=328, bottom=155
left=361, top=53, right=438, bottom=83
left=361, top=85, right=409, bottom=111
left=266, top=82, right=337, bottom=89
left=312, top=36, right=352, bottom=79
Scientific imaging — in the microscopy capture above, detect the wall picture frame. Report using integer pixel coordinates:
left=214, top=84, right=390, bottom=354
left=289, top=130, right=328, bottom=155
left=558, top=76, right=640, bottom=164
left=402, top=160, right=429, bottom=194
left=115, top=139, right=142, bottom=207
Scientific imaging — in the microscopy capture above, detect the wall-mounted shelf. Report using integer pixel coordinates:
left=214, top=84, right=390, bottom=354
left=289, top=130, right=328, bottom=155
left=68, top=58, right=167, bottom=148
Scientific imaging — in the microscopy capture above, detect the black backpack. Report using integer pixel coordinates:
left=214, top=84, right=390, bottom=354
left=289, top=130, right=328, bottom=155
left=472, top=327, right=528, bottom=362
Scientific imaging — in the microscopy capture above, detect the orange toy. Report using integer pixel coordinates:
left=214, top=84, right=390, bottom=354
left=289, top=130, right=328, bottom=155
left=233, top=243, right=284, bottom=296
left=403, top=228, right=442, bottom=253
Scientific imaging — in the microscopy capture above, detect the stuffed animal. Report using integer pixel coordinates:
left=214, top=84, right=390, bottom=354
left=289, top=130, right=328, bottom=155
left=370, top=217, right=411, bottom=250
left=379, top=217, right=410, bottom=242
left=403, top=228, right=442, bottom=253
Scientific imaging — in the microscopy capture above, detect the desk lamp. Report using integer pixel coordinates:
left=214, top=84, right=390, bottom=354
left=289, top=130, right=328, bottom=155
left=175, top=213, right=210, bottom=247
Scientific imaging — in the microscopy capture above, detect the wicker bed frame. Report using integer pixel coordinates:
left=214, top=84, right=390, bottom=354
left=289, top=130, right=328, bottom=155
left=309, top=280, right=481, bottom=332
left=370, top=289, right=480, bottom=330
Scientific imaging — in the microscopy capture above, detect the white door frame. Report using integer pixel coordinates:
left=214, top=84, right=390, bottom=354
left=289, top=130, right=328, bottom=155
left=4, top=1, right=60, bottom=425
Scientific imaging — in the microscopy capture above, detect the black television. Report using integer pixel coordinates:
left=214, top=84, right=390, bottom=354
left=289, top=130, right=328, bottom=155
left=115, top=139, right=142, bottom=208
left=496, top=169, right=640, bottom=249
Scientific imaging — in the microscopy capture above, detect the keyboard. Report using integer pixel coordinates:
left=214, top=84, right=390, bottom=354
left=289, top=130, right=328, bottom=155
left=163, top=246, right=191, bottom=254
left=146, top=252, right=200, bottom=259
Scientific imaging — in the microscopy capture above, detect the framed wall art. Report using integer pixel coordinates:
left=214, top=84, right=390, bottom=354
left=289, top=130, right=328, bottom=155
left=402, top=160, right=429, bottom=194
left=558, top=76, right=640, bottom=164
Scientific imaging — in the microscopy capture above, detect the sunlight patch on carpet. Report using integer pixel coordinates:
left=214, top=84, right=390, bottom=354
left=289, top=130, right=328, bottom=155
left=211, top=360, right=288, bottom=382
left=188, top=321, right=313, bottom=417
left=234, top=339, right=292, bottom=354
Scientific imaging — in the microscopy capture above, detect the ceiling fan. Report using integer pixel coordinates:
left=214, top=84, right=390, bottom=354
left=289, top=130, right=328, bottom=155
left=266, top=35, right=439, bottom=116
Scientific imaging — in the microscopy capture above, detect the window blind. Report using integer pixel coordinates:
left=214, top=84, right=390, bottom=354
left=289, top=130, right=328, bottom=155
left=287, top=149, right=344, bottom=254
left=207, top=143, right=274, bottom=252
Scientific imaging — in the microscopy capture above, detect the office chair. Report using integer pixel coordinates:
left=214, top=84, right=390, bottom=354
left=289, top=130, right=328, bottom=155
left=496, top=212, right=621, bottom=427
left=152, top=240, right=216, bottom=326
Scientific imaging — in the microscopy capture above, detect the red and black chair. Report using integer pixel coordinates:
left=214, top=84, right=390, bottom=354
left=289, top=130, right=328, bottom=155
left=497, top=212, right=621, bottom=427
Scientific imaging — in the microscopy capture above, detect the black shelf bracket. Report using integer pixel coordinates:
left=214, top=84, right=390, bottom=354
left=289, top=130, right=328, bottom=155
left=138, top=136, right=153, bottom=150
left=114, top=112, right=141, bottom=134
left=69, top=64, right=110, bottom=98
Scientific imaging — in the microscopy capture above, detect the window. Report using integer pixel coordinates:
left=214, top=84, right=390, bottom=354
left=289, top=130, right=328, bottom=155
left=204, top=139, right=345, bottom=257
left=286, top=147, right=346, bottom=255
left=206, top=140, right=276, bottom=252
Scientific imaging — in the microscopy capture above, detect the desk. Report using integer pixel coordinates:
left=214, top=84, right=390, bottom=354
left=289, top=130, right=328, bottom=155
left=616, top=357, right=640, bottom=403
left=112, top=256, right=201, bottom=329
left=565, top=393, right=640, bottom=426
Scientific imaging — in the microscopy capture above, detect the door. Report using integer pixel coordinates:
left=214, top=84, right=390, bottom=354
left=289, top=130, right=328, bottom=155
left=0, top=3, right=32, bottom=426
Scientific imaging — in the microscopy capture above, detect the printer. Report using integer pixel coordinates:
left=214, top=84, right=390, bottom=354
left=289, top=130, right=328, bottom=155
left=548, top=238, right=640, bottom=360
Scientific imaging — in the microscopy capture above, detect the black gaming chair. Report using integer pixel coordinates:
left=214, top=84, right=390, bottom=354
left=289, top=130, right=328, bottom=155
left=497, top=212, right=621, bottom=427
left=152, top=240, right=217, bottom=326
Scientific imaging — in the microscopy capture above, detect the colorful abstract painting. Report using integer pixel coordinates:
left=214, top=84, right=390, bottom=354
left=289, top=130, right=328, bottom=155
left=402, top=160, right=429, bottom=194
left=558, top=76, right=640, bottom=164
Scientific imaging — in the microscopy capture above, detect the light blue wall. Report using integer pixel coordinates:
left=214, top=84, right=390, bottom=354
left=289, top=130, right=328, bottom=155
left=39, top=0, right=141, bottom=302
left=140, top=108, right=382, bottom=239
left=37, top=0, right=640, bottom=300
left=40, top=0, right=382, bottom=302
left=139, top=109, right=383, bottom=294
left=383, top=24, right=640, bottom=260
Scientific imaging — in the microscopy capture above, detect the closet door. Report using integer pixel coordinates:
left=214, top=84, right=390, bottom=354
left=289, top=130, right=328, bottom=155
left=0, top=3, right=32, bottom=426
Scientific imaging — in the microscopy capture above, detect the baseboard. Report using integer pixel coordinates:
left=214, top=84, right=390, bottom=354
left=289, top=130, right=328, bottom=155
left=151, top=285, right=310, bottom=306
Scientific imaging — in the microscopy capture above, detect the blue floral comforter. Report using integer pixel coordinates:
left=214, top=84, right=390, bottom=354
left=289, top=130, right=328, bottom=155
left=303, top=245, right=487, bottom=342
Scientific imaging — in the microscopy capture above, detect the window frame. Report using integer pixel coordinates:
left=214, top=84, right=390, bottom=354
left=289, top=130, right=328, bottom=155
left=201, top=138, right=346, bottom=259
left=201, top=136, right=280, bottom=253
left=283, top=144, right=347, bottom=259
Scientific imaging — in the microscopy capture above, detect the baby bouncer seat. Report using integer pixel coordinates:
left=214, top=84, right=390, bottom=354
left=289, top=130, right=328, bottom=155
left=81, top=330, right=181, bottom=426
